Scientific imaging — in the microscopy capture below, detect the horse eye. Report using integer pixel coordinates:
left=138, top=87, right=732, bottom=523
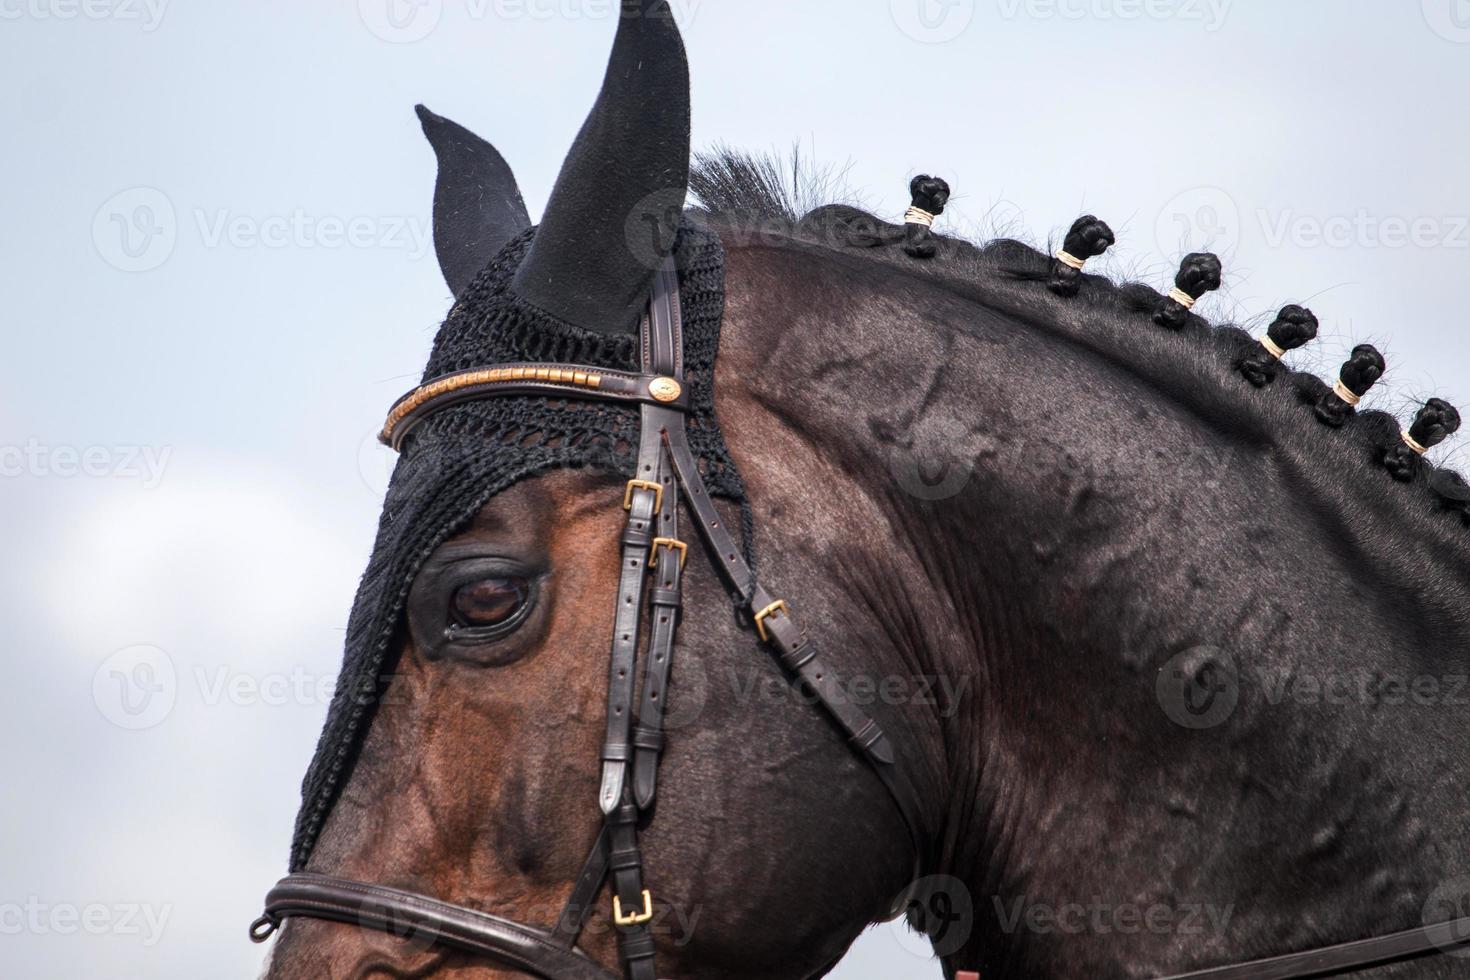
left=450, top=577, right=530, bottom=629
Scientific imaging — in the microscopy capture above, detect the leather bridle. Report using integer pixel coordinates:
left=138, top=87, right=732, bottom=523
left=251, top=263, right=1470, bottom=978
left=251, top=261, right=925, bottom=979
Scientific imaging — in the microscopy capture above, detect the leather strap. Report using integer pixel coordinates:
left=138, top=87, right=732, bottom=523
left=549, top=827, right=611, bottom=949
left=598, top=435, right=660, bottom=814
left=253, top=873, right=619, bottom=980
left=1156, top=916, right=1470, bottom=980
left=383, top=364, right=689, bottom=450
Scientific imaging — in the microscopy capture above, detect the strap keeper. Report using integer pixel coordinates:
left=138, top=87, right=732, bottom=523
left=781, top=640, right=818, bottom=673
left=631, top=726, right=667, bottom=752
left=650, top=587, right=682, bottom=609
left=609, top=846, right=644, bottom=871
left=600, top=743, right=632, bottom=763
left=849, top=718, right=883, bottom=751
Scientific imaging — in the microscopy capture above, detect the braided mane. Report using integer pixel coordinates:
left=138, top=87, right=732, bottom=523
left=689, top=149, right=1470, bottom=546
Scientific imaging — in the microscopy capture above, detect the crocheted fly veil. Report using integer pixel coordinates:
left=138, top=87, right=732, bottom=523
left=289, top=222, right=739, bottom=870
left=287, top=1, right=738, bottom=868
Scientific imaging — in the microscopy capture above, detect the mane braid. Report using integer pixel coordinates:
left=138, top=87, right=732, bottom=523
left=688, top=150, right=1470, bottom=539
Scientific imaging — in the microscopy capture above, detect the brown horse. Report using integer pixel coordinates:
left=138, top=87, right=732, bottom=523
left=258, top=4, right=1470, bottom=978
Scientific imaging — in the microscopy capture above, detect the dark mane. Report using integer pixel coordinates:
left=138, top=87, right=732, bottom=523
left=689, top=149, right=1470, bottom=549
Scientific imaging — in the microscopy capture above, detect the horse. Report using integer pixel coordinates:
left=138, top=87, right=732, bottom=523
left=254, top=3, right=1470, bottom=977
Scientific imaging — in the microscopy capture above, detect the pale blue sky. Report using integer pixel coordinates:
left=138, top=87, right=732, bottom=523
left=4, top=2, right=1469, bottom=976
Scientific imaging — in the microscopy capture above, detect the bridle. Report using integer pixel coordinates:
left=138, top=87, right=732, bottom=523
left=251, top=260, right=926, bottom=979
left=250, top=262, right=1470, bottom=979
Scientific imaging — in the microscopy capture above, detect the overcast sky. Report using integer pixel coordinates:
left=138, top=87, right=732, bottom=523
left=4, top=1, right=1469, bottom=976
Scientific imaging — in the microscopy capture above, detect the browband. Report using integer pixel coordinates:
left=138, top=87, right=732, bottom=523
left=381, top=364, right=688, bottom=451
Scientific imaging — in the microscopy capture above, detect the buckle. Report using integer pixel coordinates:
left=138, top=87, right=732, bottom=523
left=648, top=537, right=687, bottom=570
left=612, top=889, right=654, bottom=926
left=622, top=479, right=663, bottom=513
left=753, top=599, right=790, bottom=643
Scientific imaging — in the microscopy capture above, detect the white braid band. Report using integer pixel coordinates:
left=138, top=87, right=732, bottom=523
left=904, top=206, right=936, bottom=228
left=1402, top=430, right=1430, bottom=456
left=1167, top=287, right=1197, bottom=310
left=1333, top=378, right=1363, bottom=407
left=1260, top=335, right=1287, bottom=360
left=1055, top=250, right=1087, bottom=271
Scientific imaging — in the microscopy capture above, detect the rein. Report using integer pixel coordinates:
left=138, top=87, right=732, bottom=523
left=251, top=264, right=1470, bottom=978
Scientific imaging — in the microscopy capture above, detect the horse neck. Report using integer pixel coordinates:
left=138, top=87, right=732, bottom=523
left=716, top=237, right=1470, bottom=975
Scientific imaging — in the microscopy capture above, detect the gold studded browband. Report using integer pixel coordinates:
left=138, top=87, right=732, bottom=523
left=379, top=363, right=687, bottom=451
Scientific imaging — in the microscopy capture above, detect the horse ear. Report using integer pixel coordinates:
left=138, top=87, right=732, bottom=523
left=511, top=0, right=690, bottom=335
left=415, top=104, right=531, bottom=299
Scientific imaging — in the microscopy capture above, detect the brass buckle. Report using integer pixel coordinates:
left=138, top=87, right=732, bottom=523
left=649, top=537, right=687, bottom=570
left=612, top=889, right=654, bottom=926
left=753, top=599, right=789, bottom=642
left=622, top=479, right=663, bottom=513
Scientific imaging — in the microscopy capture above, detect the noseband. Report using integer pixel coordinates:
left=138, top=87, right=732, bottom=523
left=252, top=264, right=1470, bottom=979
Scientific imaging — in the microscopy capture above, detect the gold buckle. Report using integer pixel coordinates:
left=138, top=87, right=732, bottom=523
left=753, top=599, right=789, bottom=642
left=649, top=537, right=687, bottom=570
left=622, top=479, right=663, bottom=513
left=612, top=889, right=654, bottom=926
